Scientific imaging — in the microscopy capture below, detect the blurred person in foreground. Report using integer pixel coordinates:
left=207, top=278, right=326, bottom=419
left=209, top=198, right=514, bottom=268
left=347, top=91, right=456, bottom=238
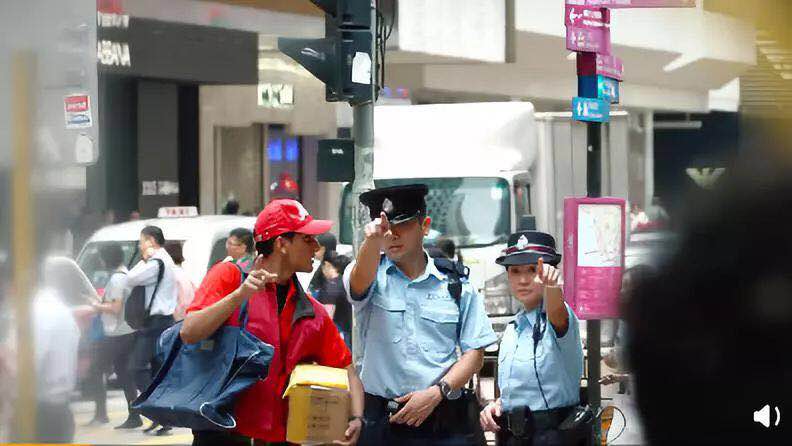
left=2, top=260, right=81, bottom=442
left=224, top=228, right=256, bottom=273
left=166, top=242, right=196, bottom=322
left=86, top=244, right=140, bottom=428
left=625, top=157, right=792, bottom=445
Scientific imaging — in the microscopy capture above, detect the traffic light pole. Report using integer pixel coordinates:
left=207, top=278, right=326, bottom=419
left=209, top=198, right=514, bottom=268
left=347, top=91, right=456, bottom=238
left=350, top=4, right=378, bottom=253
left=586, top=121, right=602, bottom=443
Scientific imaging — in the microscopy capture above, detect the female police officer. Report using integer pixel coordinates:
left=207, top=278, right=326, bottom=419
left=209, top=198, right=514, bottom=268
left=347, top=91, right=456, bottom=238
left=479, top=231, right=584, bottom=446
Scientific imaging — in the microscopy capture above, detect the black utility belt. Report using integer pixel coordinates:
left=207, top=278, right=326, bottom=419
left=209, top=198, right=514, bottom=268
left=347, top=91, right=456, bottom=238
left=364, top=392, right=476, bottom=436
left=504, top=405, right=573, bottom=436
left=503, top=404, right=596, bottom=440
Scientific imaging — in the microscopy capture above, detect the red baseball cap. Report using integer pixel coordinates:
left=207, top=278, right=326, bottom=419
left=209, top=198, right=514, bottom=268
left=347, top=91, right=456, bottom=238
left=253, top=199, right=333, bottom=242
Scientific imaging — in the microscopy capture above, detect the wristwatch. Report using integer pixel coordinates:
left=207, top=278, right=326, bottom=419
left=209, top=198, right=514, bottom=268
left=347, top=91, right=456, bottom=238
left=438, top=380, right=462, bottom=400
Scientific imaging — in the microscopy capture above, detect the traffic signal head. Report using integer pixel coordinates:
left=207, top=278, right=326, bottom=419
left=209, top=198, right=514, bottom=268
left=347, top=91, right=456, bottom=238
left=311, top=0, right=371, bottom=29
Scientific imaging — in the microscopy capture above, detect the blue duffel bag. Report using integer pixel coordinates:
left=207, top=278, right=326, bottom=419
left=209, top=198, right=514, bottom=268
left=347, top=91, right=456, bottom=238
left=131, top=300, right=274, bottom=431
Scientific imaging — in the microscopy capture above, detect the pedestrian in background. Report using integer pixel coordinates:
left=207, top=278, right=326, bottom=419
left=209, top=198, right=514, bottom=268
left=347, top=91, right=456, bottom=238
left=126, top=226, right=177, bottom=436
left=346, top=184, right=497, bottom=445
left=224, top=228, right=255, bottom=273
left=479, top=231, right=585, bottom=446
left=315, top=252, right=353, bottom=349
left=86, top=243, right=140, bottom=429
left=165, top=242, right=196, bottom=322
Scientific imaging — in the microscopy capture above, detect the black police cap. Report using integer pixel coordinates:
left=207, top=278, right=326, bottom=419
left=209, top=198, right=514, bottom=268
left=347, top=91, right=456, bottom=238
left=359, top=184, right=429, bottom=225
left=496, top=230, right=561, bottom=267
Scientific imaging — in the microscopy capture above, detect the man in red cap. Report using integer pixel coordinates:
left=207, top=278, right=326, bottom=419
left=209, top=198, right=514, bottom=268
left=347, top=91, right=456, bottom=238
left=180, top=199, right=364, bottom=446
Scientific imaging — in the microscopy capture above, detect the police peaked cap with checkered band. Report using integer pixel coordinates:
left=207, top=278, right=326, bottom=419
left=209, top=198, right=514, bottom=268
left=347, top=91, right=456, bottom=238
left=496, top=230, right=561, bottom=267
left=359, top=184, right=429, bottom=225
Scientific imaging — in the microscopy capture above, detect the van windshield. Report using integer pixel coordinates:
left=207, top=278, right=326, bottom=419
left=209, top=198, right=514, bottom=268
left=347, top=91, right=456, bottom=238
left=340, top=178, right=511, bottom=248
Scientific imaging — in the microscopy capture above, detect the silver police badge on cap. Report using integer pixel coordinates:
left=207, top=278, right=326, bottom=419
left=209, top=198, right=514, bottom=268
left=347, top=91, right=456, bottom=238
left=382, top=198, right=394, bottom=214
left=516, top=234, right=529, bottom=251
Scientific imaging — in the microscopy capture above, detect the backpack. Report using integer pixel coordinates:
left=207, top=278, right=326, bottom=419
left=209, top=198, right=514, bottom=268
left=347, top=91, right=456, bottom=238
left=430, top=256, right=469, bottom=304
left=125, top=258, right=164, bottom=330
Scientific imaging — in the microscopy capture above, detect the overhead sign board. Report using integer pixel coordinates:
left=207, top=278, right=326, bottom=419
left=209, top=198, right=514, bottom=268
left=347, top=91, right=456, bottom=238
left=572, top=96, right=611, bottom=122
left=565, top=5, right=609, bottom=29
left=579, top=75, right=620, bottom=103
left=566, top=26, right=611, bottom=54
left=566, top=0, right=695, bottom=8
left=577, top=53, right=623, bottom=81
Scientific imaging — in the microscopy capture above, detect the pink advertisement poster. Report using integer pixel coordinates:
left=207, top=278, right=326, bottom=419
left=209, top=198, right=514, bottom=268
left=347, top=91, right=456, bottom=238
left=563, top=197, right=626, bottom=320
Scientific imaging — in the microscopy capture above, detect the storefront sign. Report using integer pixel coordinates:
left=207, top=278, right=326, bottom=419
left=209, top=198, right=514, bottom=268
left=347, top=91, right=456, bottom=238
left=64, top=94, right=93, bottom=129
left=258, top=83, right=294, bottom=108
left=97, top=40, right=131, bottom=67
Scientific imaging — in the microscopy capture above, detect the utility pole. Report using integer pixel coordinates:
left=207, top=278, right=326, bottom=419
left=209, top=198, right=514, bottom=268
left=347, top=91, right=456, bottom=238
left=11, top=51, right=37, bottom=443
left=586, top=122, right=602, bottom=443
left=349, top=3, right=377, bottom=252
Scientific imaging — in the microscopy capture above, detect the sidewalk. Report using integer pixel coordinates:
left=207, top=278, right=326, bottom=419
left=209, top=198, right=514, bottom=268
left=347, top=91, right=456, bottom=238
left=71, top=390, right=192, bottom=445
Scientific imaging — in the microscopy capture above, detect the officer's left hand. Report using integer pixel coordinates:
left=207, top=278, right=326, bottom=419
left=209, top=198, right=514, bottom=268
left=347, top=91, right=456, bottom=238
left=390, top=386, right=443, bottom=427
left=333, top=418, right=362, bottom=446
left=535, top=258, right=561, bottom=288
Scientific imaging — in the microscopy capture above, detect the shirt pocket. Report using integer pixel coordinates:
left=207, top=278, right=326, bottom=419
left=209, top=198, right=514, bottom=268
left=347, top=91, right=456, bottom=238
left=371, top=296, right=406, bottom=344
left=418, top=304, right=460, bottom=357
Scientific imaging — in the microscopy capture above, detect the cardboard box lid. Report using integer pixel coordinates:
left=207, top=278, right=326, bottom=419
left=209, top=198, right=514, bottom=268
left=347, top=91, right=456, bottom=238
left=283, top=364, right=349, bottom=398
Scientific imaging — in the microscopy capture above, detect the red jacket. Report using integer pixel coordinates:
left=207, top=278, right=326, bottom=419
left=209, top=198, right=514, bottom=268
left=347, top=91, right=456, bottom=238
left=187, top=262, right=352, bottom=441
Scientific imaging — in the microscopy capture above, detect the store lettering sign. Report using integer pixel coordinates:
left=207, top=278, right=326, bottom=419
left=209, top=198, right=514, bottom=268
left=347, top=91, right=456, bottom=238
left=97, top=40, right=131, bottom=67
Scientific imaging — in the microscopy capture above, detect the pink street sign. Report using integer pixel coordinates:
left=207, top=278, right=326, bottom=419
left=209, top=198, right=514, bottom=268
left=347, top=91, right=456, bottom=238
left=563, top=197, right=626, bottom=320
left=577, top=53, right=624, bottom=81
left=566, top=0, right=695, bottom=8
left=565, top=5, right=609, bottom=30
left=566, top=26, right=611, bottom=55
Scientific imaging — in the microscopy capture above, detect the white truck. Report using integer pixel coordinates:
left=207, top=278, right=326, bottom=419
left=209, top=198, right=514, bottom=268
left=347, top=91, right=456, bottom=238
left=337, top=102, right=631, bottom=335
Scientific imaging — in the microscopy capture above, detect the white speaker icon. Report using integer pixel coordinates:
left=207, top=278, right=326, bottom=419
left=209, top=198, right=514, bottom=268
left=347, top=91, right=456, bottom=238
left=754, top=404, right=781, bottom=428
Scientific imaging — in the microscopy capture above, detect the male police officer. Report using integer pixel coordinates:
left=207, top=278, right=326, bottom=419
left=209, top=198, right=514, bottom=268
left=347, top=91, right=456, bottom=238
left=344, top=184, right=497, bottom=445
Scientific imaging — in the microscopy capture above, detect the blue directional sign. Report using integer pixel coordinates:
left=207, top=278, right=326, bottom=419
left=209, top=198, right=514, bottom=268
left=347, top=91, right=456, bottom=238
left=578, top=75, right=620, bottom=103
left=572, top=97, right=611, bottom=123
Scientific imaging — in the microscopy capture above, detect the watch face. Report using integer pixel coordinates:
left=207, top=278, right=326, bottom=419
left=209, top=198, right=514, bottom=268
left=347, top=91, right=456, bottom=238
left=446, top=387, right=463, bottom=400
left=441, top=381, right=462, bottom=400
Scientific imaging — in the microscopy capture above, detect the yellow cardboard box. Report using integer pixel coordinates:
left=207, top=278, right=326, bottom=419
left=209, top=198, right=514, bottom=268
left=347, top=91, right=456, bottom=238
left=284, top=365, right=350, bottom=445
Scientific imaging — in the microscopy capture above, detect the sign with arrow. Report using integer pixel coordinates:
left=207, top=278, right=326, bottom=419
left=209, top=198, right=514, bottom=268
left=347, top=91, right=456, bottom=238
left=566, top=0, right=695, bottom=7
left=565, top=5, right=609, bottom=29
left=572, top=97, right=610, bottom=122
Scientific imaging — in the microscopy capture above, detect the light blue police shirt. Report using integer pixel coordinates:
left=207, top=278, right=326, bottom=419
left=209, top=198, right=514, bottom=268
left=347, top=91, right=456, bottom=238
left=498, top=303, right=583, bottom=412
left=343, top=253, right=498, bottom=399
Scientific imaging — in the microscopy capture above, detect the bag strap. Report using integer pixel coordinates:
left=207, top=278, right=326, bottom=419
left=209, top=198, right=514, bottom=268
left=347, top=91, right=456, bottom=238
left=144, top=258, right=165, bottom=316
left=232, top=262, right=251, bottom=327
left=431, top=257, right=469, bottom=304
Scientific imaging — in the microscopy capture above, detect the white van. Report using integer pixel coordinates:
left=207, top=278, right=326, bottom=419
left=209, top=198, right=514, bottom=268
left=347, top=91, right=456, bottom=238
left=76, top=208, right=256, bottom=290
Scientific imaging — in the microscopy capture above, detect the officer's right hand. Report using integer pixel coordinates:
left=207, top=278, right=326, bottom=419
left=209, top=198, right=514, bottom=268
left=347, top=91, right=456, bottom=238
left=479, top=399, right=502, bottom=432
left=239, top=255, right=278, bottom=300
left=364, top=212, right=390, bottom=246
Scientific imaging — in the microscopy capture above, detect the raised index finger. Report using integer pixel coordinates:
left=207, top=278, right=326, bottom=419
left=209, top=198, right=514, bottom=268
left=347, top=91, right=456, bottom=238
left=537, top=257, right=545, bottom=281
